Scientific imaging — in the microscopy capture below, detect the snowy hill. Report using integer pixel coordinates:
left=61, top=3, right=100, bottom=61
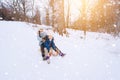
left=0, top=21, right=120, bottom=80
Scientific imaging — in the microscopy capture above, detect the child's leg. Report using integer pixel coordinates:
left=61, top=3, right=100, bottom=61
left=44, top=47, right=54, bottom=56
left=40, top=44, right=45, bottom=58
left=44, top=48, right=49, bottom=57
left=54, top=47, right=65, bottom=57
left=50, top=41, right=60, bottom=53
left=43, top=48, right=50, bottom=60
left=49, top=48, right=53, bottom=56
left=50, top=40, right=65, bottom=56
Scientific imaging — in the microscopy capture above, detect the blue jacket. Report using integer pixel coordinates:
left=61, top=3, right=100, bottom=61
left=43, top=36, right=57, bottom=52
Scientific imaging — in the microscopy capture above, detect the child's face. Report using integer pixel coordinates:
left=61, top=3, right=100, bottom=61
left=39, top=29, right=43, bottom=32
left=48, top=35, right=53, bottom=40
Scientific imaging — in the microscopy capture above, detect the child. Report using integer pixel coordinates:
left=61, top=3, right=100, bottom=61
left=37, top=29, right=65, bottom=60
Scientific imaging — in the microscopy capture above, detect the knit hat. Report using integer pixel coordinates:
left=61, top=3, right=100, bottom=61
left=41, top=32, right=47, bottom=38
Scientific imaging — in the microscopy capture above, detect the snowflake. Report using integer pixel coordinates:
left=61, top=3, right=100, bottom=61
left=109, top=60, right=113, bottom=64
left=13, top=63, right=17, bottom=67
left=13, top=38, right=17, bottom=41
left=0, top=17, right=3, bottom=20
left=74, top=44, right=78, bottom=48
left=34, top=64, right=38, bottom=68
left=113, top=24, right=117, bottom=28
left=12, top=17, right=15, bottom=20
left=4, top=72, right=9, bottom=76
left=75, top=72, right=80, bottom=76
left=112, top=44, right=116, bottom=47
left=84, top=63, right=88, bottom=67
left=105, top=64, right=110, bottom=68
left=13, top=11, right=16, bottom=14
left=63, top=73, right=68, bottom=77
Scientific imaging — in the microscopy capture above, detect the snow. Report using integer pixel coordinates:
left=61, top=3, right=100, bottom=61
left=0, top=21, right=120, bottom=80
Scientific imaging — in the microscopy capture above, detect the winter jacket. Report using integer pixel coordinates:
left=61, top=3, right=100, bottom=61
left=38, top=30, right=57, bottom=52
left=43, top=36, right=57, bottom=52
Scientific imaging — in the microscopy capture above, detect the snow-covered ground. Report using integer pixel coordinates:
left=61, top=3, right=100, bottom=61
left=0, top=21, right=120, bottom=80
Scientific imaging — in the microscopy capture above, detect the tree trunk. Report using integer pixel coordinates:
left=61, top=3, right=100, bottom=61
left=81, top=0, right=87, bottom=37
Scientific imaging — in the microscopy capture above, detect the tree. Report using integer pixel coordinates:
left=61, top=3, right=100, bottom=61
left=4, top=0, right=32, bottom=21
left=80, top=0, right=87, bottom=37
left=0, top=2, right=13, bottom=20
left=33, top=7, right=41, bottom=24
left=94, top=0, right=117, bottom=34
left=45, top=8, right=50, bottom=25
left=66, top=0, right=71, bottom=28
left=31, top=0, right=34, bottom=18
left=19, top=0, right=30, bottom=21
left=112, top=0, right=120, bottom=36
left=49, top=0, right=66, bottom=35
left=8, top=0, right=20, bottom=20
left=49, top=0, right=55, bottom=27
left=55, top=0, right=66, bottom=35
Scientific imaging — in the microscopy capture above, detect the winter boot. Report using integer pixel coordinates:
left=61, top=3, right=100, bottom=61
left=43, top=56, right=50, bottom=60
left=59, top=52, right=65, bottom=57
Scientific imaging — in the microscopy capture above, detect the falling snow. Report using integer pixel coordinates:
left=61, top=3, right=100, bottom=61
left=0, top=21, right=120, bottom=80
